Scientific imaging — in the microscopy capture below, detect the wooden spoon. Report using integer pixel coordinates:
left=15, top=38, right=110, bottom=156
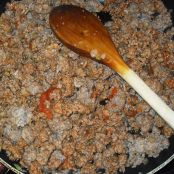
left=49, top=5, right=174, bottom=129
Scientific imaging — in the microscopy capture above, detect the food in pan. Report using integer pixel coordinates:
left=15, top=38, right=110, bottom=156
left=0, top=0, right=173, bottom=173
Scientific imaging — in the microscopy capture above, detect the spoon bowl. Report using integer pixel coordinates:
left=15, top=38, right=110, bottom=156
left=49, top=5, right=128, bottom=75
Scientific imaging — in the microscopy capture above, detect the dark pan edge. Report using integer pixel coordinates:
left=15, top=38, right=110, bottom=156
left=147, top=153, right=174, bottom=174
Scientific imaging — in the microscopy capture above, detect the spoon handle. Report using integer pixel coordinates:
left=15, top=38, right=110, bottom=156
left=122, top=69, right=174, bottom=129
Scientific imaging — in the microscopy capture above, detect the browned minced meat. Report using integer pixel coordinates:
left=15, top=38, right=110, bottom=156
left=0, top=0, right=173, bottom=174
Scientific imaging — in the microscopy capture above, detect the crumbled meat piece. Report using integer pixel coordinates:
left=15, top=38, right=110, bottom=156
left=48, top=150, right=66, bottom=169
left=21, top=126, right=35, bottom=144
left=23, top=145, right=37, bottom=166
left=136, top=114, right=153, bottom=133
left=9, top=106, right=32, bottom=127
left=29, top=161, right=42, bottom=174
left=36, top=142, right=55, bottom=166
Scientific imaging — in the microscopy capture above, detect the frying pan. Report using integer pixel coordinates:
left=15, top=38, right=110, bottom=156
left=0, top=0, right=174, bottom=173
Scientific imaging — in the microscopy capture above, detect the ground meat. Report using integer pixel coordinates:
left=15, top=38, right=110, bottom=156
left=23, top=145, right=37, bottom=166
left=29, top=161, right=42, bottom=174
left=0, top=0, right=173, bottom=174
left=136, top=114, right=153, bottom=133
left=36, top=142, right=55, bottom=166
left=48, top=150, right=66, bottom=169
left=21, top=126, right=35, bottom=144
